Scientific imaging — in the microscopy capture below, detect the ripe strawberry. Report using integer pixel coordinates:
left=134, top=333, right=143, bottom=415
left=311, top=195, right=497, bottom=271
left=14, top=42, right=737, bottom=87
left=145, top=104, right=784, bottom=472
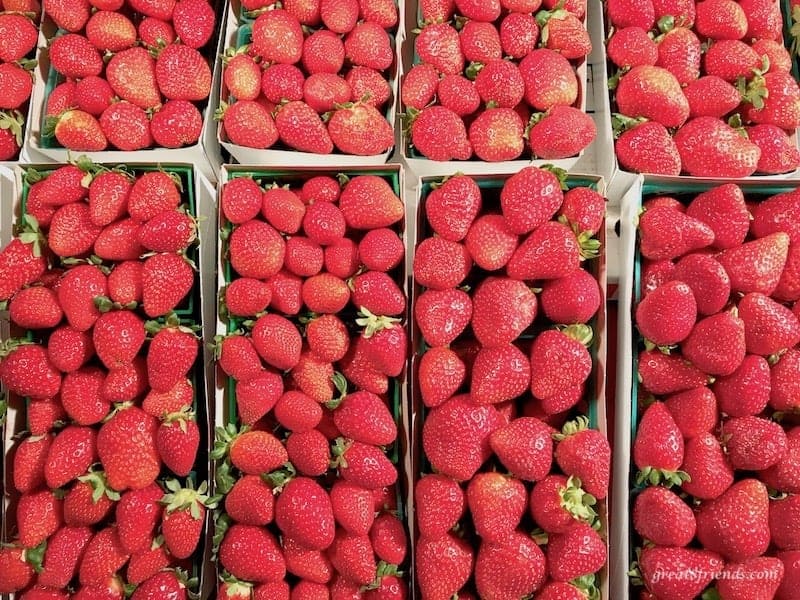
left=422, top=394, right=503, bottom=481
left=251, top=8, right=303, bottom=64
left=329, top=480, right=375, bottom=536
left=101, top=357, right=149, bottom=404
left=8, top=286, right=62, bottom=329
left=155, top=44, right=212, bottom=101
left=470, top=343, right=530, bottom=405
left=499, top=166, right=564, bottom=234
left=638, top=546, right=723, bottom=599
left=507, top=221, right=584, bottom=281
left=682, top=310, right=747, bottom=376
left=724, top=415, right=787, bottom=471
left=48, top=202, right=104, bottom=257
left=459, top=21, right=501, bottom=64
left=271, top=476, right=336, bottom=550
left=214, top=425, right=289, bottom=478
left=47, top=34, right=103, bottom=79
left=38, top=526, right=95, bottom=589
left=88, top=170, right=132, bottom=226
left=0, top=14, right=37, bottom=62
left=303, top=73, right=350, bottom=113
left=223, top=51, right=260, bottom=101
left=260, top=63, right=304, bottom=104
left=529, top=106, right=597, bottom=159
left=468, top=107, right=525, bottom=162
left=415, top=535, right=473, bottom=600
left=417, top=346, right=465, bottom=408
left=350, top=271, right=405, bottom=317
left=633, top=486, right=696, bottom=546
left=703, top=39, right=760, bottom=83
left=116, top=482, right=164, bottom=553
left=752, top=189, right=800, bottom=242
left=338, top=175, right=402, bottom=230
left=127, top=544, right=171, bottom=584
left=221, top=178, right=262, bottom=224
left=93, top=218, right=143, bottom=261
left=739, top=292, right=800, bottom=356
left=218, top=100, right=279, bottom=149
left=45, top=425, right=97, bottom=488
left=139, top=209, right=196, bottom=253
left=635, top=280, right=697, bottom=346
left=328, top=531, right=377, bottom=586
left=606, top=0, right=655, bottom=28
left=546, top=522, right=606, bottom=582
left=73, top=73, right=115, bottom=114
left=328, top=102, right=394, bottom=156
left=462, top=214, right=518, bottom=272
left=282, top=537, right=334, bottom=585
left=607, top=26, right=658, bottom=68
left=346, top=66, right=390, bottom=107
left=150, top=100, right=203, bottom=148
left=333, top=438, right=398, bottom=489
left=664, top=386, right=717, bottom=437
left=615, top=120, right=682, bottom=175
left=49, top=109, right=108, bottom=151
left=674, top=117, right=761, bottom=177
left=413, top=237, right=471, bottom=290
left=761, top=428, right=800, bottom=494
left=345, top=21, right=393, bottom=70
left=147, top=320, right=198, bottom=392
left=274, top=100, right=334, bottom=154
left=301, top=29, right=345, bottom=75
left=0, top=546, right=35, bottom=593
left=638, top=205, right=714, bottom=260
left=85, top=10, right=136, bottom=52
left=141, top=253, right=194, bottom=317
left=771, top=349, right=800, bottom=411
left=248, top=313, right=300, bottom=371
left=753, top=38, right=792, bottom=73
left=370, top=513, right=406, bottom=565
left=553, top=417, right=610, bottom=500
left=225, top=475, right=275, bottom=526
left=401, top=63, right=439, bottom=110
left=17, top=489, right=63, bottom=548
left=519, top=49, right=578, bottom=110
left=27, top=399, right=66, bottom=436
left=671, top=254, right=730, bottom=317
left=13, top=434, right=52, bottom=493
left=683, top=75, right=741, bottom=118
left=681, top=432, right=734, bottom=499
left=60, top=365, right=109, bottom=425
left=717, top=557, right=785, bottom=600
left=466, top=472, right=527, bottom=543
left=423, top=175, right=481, bottom=243
left=0, top=342, right=62, bottom=399
left=414, top=288, right=472, bottom=347
left=408, top=104, right=472, bottom=161
left=266, top=269, right=303, bottom=314
left=157, top=410, right=200, bottom=476
left=331, top=389, right=397, bottom=446
left=128, top=170, right=182, bottom=221
left=172, top=0, right=215, bottom=48
left=219, top=524, right=286, bottom=584
left=106, top=47, right=161, bottom=109
left=415, top=22, right=463, bottom=75
left=749, top=124, right=800, bottom=175
left=616, top=65, right=689, bottom=128
left=717, top=232, right=789, bottom=295
left=357, top=228, right=404, bottom=273
left=91, top=310, right=145, bottom=370
left=655, top=26, right=700, bottom=84
left=131, top=570, right=190, bottom=600
left=138, top=17, right=176, bottom=46
left=475, top=531, right=546, bottom=598
left=235, top=369, right=283, bottom=425
left=78, top=527, right=130, bottom=586
left=161, top=479, right=213, bottom=559
left=63, top=470, right=117, bottom=526
left=98, top=405, right=160, bottom=491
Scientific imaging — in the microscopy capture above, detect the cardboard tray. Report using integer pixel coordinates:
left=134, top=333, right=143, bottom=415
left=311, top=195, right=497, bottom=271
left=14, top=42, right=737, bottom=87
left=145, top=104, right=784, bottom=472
left=398, top=0, right=615, bottom=183
left=21, top=5, right=227, bottom=183
left=408, top=170, right=610, bottom=599
left=217, top=3, right=404, bottom=166
left=0, top=162, right=218, bottom=600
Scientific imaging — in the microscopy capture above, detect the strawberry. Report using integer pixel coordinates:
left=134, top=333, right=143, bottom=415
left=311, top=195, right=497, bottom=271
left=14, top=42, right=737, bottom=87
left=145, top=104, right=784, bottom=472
left=370, top=513, right=406, bottom=565
left=417, top=346, right=465, bottom=408
left=671, top=254, right=730, bottom=316
left=0, top=14, right=37, bottom=62
left=535, top=582, right=588, bottom=600
left=235, top=370, right=283, bottom=424
left=157, top=409, right=200, bottom=476
left=718, top=557, right=785, bottom=600
left=127, top=544, right=171, bottom=584
left=275, top=391, right=323, bottom=432
left=88, top=170, right=132, bottom=226
left=172, top=0, right=215, bottom=48
left=13, top=434, right=52, bottom=493
left=303, top=73, right=351, bottom=113
left=146, top=319, right=198, bottom=391
left=424, top=175, right=481, bottom=243
left=697, top=478, right=770, bottom=561
left=351, top=271, right=406, bottom=316
left=752, top=39, right=792, bottom=73
left=401, top=63, right=439, bottom=110
left=275, top=100, right=334, bottom=154
left=771, top=494, right=800, bottom=551
left=635, top=280, right=697, bottom=346
left=684, top=75, right=741, bottom=118
left=155, top=44, right=212, bottom=101
left=160, top=479, right=214, bottom=559
left=27, top=399, right=66, bottom=436
left=684, top=185, right=749, bottom=251
left=101, top=358, right=149, bottom=404
left=85, top=10, right=137, bottom=52
left=344, top=21, right=393, bottom=70
left=358, top=228, right=404, bottom=272
left=78, top=527, right=129, bottom=586
left=0, top=342, right=62, bottom=399
left=48, top=202, right=104, bottom=257
left=752, top=189, right=800, bottom=242
left=606, top=0, right=655, bottom=28
left=415, top=534, right=473, bottom=600
left=251, top=8, right=303, bottom=64
left=475, top=531, right=546, bottom=599
left=471, top=277, right=536, bottom=347
left=633, top=486, right=696, bottom=546
left=607, top=26, right=658, bottom=68
left=219, top=524, right=285, bottom=584
left=38, top=525, right=95, bottom=589
left=529, top=326, right=592, bottom=402
left=150, top=100, right=203, bottom=148
left=638, top=546, right=723, bottom=599
left=718, top=232, right=789, bottom=295
left=324, top=239, right=360, bottom=279
left=520, top=49, right=578, bottom=110
left=131, top=571, right=190, bottom=600
left=328, top=102, right=394, bottom=156
left=414, top=288, right=472, bottom=347
left=304, top=313, right=349, bottom=363
left=47, top=34, right=103, bottom=79
left=771, top=349, right=800, bottom=411
left=92, top=310, right=145, bottom=369
left=218, top=100, right=279, bottom=149
left=615, top=120, right=682, bottom=175
left=98, top=405, right=160, bottom=491
left=422, top=394, right=503, bottom=481
left=138, top=17, right=176, bottom=46
left=106, top=47, right=161, bottom=110
left=332, top=437, right=396, bottom=488
left=63, top=469, right=118, bottom=526
left=331, top=388, right=397, bottom=446
left=93, top=219, right=144, bottom=261
left=467, top=472, right=527, bottom=543
left=60, top=365, right=109, bottom=425
left=674, top=117, right=761, bottom=177
left=45, top=425, right=97, bottom=488
left=539, top=9, right=591, bottom=59
left=724, top=415, right=787, bottom=471
left=749, top=124, right=800, bottom=175
left=655, top=26, right=700, bottom=84
left=506, top=221, right=585, bottom=281
left=665, top=386, right=718, bottom=437
left=408, top=105, right=472, bottom=161
left=415, top=474, right=464, bottom=541
left=529, top=106, right=597, bottom=159
left=225, top=475, right=275, bottom=526
left=214, top=425, right=288, bottom=478
left=553, top=417, right=610, bottom=500
left=500, top=166, right=564, bottom=235
left=469, top=107, right=525, bottom=162
left=128, top=170, right=182, bottom=222
left=470, top=343, right=530, bottom=405
left=541, top=269, right=601, bottom=325
left=681, top=432, right=734, bottom=499
left=761, top=428, right=800, bottom=494
left=419, top=0, right=454, bottom=21
left=0, top=546, right=34, bottom=593
left=0, top=111, right=23, bottom=160
left=139, top=209, right=196, bottom=253
left=330, top=531, right=378, bottom=586
left=489, top=417, right=552, bottom=481
left=8, top=286, right=62, bottom=329
left=739, top=292, right=800, bottom=355
left=300, top=272, right=350, bottom=313
left=261, top=63, right=304, bottom=103
left=682, top=310, right=746, bottom=376
left=127, top=0, right=175, bottom=20
left=17, top=489, right=63, bottom=548
left=302, top=201, right=345, bottom=246
left=703, top=39, right=760, bottom=83
left=272, top=476, right=335, bottom=550
left=695, top=0, right=747, bottom=39
left=249, top=313, right=301, bottom=371
left=460, top=21, right=502, bottom=64
left=616, top=65, right=689, bottom=128
left=413, top=237, right=471, bottom=290
left=116, top=482, right=164, bottom=553
left=547, top=522, right=606, bottom=582
left=320, top=0, right=358, bottom=33
left=498, top=13, right=539, bottom=60
left=141, top=253, right=194, bottom=316
left=221, top=178, right=262, bottom=224
left=638, top=206, right=714, bottom=260
left=301, top=29, right=345, bottom=75
left=340, top=175, right=403, bottom=229
left=283, top=536, right=334, bottom=583
left=346, top=66, right=391, bottom=107
left=415, top=22, right=463, bottom=75
left=223, top=51, right=260, bottom=101
left=330, top=480, right=375, bottom=536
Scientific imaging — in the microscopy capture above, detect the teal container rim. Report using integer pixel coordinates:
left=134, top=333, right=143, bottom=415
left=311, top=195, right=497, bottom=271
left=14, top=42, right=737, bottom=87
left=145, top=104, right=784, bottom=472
left=20, top=164, right=200, bottom=320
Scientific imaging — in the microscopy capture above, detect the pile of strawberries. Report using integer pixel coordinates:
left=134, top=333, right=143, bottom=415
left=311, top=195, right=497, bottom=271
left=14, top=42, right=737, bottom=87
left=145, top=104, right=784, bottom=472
left=401, top=0, right=596, bottom=162
left=411, top=169, right=610, bottom=598
left=213, top=171, right=409, bottom=598
left=608, top=0, right=800, bottom=177
left=631, top=184, right=800, bottom=599
left=40, top=0, right=217, bottom=152
left=0, top=161, right=212, bottom=599
left=217, top=0, right=397, bottom=156
left=0, top=7, right=40, bottom=160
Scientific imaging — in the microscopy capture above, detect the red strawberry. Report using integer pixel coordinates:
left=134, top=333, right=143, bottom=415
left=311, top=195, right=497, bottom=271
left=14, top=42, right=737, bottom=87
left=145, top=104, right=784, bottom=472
left=344, top=21, right=393, bottom=70
left=235, top=369, right=283, bottom=425
left=45, top=425, right=97, bottom=488
left=60, top=366, right=109, bottom=425
left=27, top=399, right=66, bottom=436
left=302, top=30, right=345, bottom=75
left=156, top=409, right=200, bottom=476
left=718, top=557, right=785, bottom=600
left=638, top=546, right=723, bottom=599
left=146, top=319, right=198, bottom=392
left=638, top=206, right=714, bottom=260
left=633, top=486, right=696, bottom=546
left=507, top=221, right=584, bottom=281
left=225, top=474, right=275, bottom=526
left=469, top=108, right=525, bottom=162
left=223, top=51, right=261, bottom=101
left=713, top=353, right=771, bottom=416
left=141, top=253, right=194, bottom=316
left=286, top=429, right=330, bottom=476
left=475, top=530, right=546, bottom=599
left=415, top=22, right=463, bottom=75
left=664, top=387, right=718, bottom=437
left=370, top=513, right=407, bottom=565
left=160, top=479, right=214, bottom=559
left=47, top=34, right=103, bottom=79
left=8, top=286, right=62, bottom=330
left=671, top=253, right=730, bottom=316
left=500, top=12, right=539, bottom=59
left=358, top=228, right=404, bottom=272
left=260, top=63, right=304, bottom=104
left=274, top=391, right=323, bottom=432
left=424, top=174, right=481, bottom=242
left=635, top=280, right=697, bottom=346
left=106, top=47, right=161, bottom=109
left=98, top=405, right=160, bottom=491
left=48, top=202, right=103, bottom=257
left=219, top=525, right=286, bottom=584
left=101, top=358, right=149, bottom=404
left=351, top=271, right=406, bottom=316
left=93, top=310, right=146, bottom=369
left=413, top=237, right=471, bottom=290
left=128, top=170, right=182, bottom=222
left=415, top=473, right=465, bottom=540
left=250, top=313, right=301, bottom=371
left=547, top=522, right=606, bottom=582
left=138, top=16, right=176, bottom=46
left=346, top=66, right=390, bottom=107
left=274, top=476, right=336, bottom=550
left=283, top=536, right=333, bottom=584
left=499, top=168, right=564, bottom=235
left=718, top=232, right=790, bottom=295
left=489, top=417, right=552, bottom=482
left=415, top=535, right=473, bottom=600
left=467, top=472, right=527, bottom=543
left=417, top=346, right=465, bottom=408
left=328, top=530, right=377, bottom=586
left=221, top=178, right=262, bottom=224
left=88, top=171, right=132, bottom=227
left=684, top=183, right=749, bottom=249
left=470, top=343, right=530, bottom=405
left=744, top=71, right=800, bottom=131
left=607, top=26, right=658, bottom=68
left=13, top=434, right=52, bottom=493
left=422, top=394, right=503, bottom=481
left=414, top=288, right=472, bottom=347
left=150, top=99, right=203, bottom=148
left=332, top=438, right=397, bottom=489
left=684, top=75, right=741, bottom=118
left=38, top=525, right=95, bottom=589
left=17, top=489, right=63, bottom=548
left=115, top=482, right=164, bottom=554
left=739, top=292, right=800, bottom=355
left=49, top=109, right=108, bottom=151
left=761, top=428, right=800, bottom=494
left=63, top=470, right=118, bottom=527
left=752, top=189, right=800, bottom=242
left=471, top=277, right=536, bottom=347
left=460, top=21, right=501, bottom=64
left=0, top=225, right=47, bottom=301
left=408, top=105, right=472, bottom=161
left=540, top=269, right=601, bottom=325
left=330, top=480, right=375, bottom=536
left=770, top=349, right=800, bottom=411
left=340, top=175, right=403, bottom=229
left=529, top=326, right=592, bottom=401
left=681, top=432, right=734, bottom=499
left=0, top=546, right=34, bottom=593
left=553, top=416, right=610, bottom=500
left=607, top=0, right=655, bottom=28
left=127, top=544, right=171, bottom=585
left=615, top=120, right=682, bottom=175
left=214, top=426, right=288, bottom=479
left=674, top=117, right=761, bottom=177
left=615, top=66, right=690, bottom=129
left=331, top=387, right=397, bottom=446
left=251, top=8, right=303, bottom=63
left=749, top=124, right=800, bottom=175
left=529, top=106, right=596, bottom=159
left=275, top=100, right=334, bottom=154
left=219, top=100, right=279, bottom=149
left=682, top=310, right=746, bottom=376
left=73, top=76, right=114, bottom=116
left=172, top=0, right=215, bottom=48
left=155, top=44, right=211, bottom=101
left=131, top=571, right=189, bottom=600
left=0, top=342, right=62, bottom=399
left=724, top=415, right=787, bottom=471
left=401, top=63, right=438, bottom=110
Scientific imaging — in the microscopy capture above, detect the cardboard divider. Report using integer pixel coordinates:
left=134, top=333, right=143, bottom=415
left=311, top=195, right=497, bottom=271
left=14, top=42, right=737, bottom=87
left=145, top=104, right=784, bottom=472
left=0, top=162, right=218, bottom=600
left=22, top=5, right=227, bottom=182
left=408, top=170, right=609, bottom=599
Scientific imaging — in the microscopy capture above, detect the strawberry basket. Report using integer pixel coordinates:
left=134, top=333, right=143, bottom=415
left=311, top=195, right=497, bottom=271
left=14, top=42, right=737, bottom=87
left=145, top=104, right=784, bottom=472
left=620, top=177, right=800, bottom=599
left=409, top=169, right=609, bottom=599
left=0, top=162, right=219, bottom=599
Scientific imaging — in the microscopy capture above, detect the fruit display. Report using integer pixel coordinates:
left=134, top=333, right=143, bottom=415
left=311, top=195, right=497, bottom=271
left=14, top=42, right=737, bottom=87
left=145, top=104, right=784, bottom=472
left=411, top=168, right=610, bottom=598
left=629, top=181, right=800, bottom=599
left=212, top=167, right=410, bottom=598
left=0, top=160, right=215, bottom=598
left=401, top=0, right=596, bottom=164
left=0, top=8, right=40, bottom=160
left=216, top=0, right=398, bottom=159
left=607, top=0, right=800, bottom=176
left=34, top=0, right=221, bottom=153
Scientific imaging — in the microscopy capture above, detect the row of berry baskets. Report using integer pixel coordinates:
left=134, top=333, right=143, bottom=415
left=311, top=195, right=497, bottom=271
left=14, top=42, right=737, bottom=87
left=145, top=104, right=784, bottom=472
left=13, top=0, right=800, bottom=181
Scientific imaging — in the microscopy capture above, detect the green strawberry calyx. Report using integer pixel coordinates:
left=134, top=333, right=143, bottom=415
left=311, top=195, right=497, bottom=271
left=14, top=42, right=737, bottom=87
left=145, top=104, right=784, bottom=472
left=0, top=109, right=25, bottom=145
left=558, top=475, right=599, bottom=527
left=160, top=478, right=220, bottom=518
left=263, top=462, right=297, bottom=493
left=610, top=113, right=647, bottom=138
left=0, top=337, right=35, bottom=358
left=211, top=423, right=241, bottom=493
left=558, top=323, right=594, bottom=347
left=362, top=560, right=404, bottom=592
left=635, top=465, right=690, bottom=488
left=163, top=408, right=196, bottom=433
left=23, top=539, right=47, bottom=573
left=326, top=371, right=350, bottom=410
left=331, top=437, right=354, bottom=470
left=553, top=415, right=591, bottom=441
left=356, top=307, right=401, bottom=338
left=571, top=573, right=601, bottom=600
left=78, top=467, right=122, bottom=503
left=211, top=512, right=232, bottom=557
left=219, top=572, right=253, bottom=596
left=145, top=312, right=200, bottom=337
left=15, top=213, right=46, bottom=258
